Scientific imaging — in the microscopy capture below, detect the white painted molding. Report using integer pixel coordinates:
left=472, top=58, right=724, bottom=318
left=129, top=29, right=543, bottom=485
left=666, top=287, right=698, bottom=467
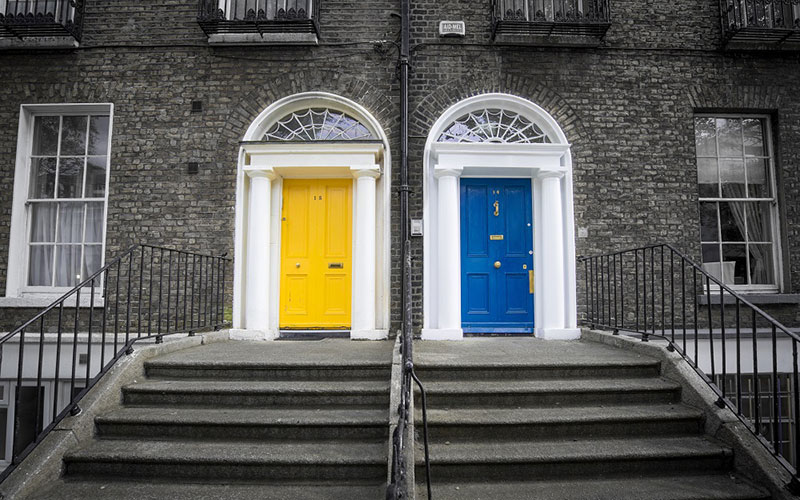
left=421, top=328, right=464, bottom=341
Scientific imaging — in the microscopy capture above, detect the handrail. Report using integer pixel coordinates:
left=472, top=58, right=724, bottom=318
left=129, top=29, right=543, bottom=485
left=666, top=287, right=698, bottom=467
left=0, top=244, right=231, bottom=482
left=578, top=243, right=800, bottom=491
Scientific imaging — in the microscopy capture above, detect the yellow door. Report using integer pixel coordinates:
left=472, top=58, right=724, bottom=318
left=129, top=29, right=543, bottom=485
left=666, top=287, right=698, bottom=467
left=280, top=179, right=352, bottom=329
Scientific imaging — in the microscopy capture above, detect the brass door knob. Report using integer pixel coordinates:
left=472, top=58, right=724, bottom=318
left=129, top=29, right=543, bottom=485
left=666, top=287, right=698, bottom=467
left=494, top=261, right=501, bottom=269
left=296, top=263, right=301, bottom=268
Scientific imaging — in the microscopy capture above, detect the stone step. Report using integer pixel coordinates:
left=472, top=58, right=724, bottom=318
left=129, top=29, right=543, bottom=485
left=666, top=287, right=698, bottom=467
left=413, top=359, right=661, bottom=381
left=32, top=479, right=387, bottom=500
left=416, top=474, right=770, bottom=500
left=96, top=407, right=389, bottom=441
left=123, top=379, right=390, bottom=408
left=416, top=436, right=734, bottom=481
left=144, top=360, right=391, bottom=381
left=415, top=377, right=681, bottom=407
left=65, top=439, right=387, bottom=481
left=418, top=404, right=704, bottom=440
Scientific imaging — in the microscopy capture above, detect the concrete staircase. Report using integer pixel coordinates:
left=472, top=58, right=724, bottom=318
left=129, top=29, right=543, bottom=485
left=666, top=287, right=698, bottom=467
left=414, top=338, right=771, bottom=500
left=32, top=340, right=392, bottom=499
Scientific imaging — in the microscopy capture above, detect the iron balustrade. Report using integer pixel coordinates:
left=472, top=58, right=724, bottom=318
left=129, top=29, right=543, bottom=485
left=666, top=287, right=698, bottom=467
left=492, top=0, right=611, bottom=39
left=720, top=0, right=800, bottom=45
left=579, top=243, right=800, bottom=491
left=0, top=244, right=230, bottom=481
left=197, top=0, right=320, bottom=36
left=0, top=0, right=84, bottom=40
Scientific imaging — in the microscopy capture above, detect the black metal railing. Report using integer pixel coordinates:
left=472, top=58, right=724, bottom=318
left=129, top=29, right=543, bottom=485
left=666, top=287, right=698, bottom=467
left=0, top=244, right=230, bottom=480
left=720, top=0, right=800, bottom=45
left=579, top=243, right=800, bottom=490
left=0, top=0, right=84, bottom=40
left=197, top=0, right=319, bottom=37
left=492, top=0, right=611, bottom=38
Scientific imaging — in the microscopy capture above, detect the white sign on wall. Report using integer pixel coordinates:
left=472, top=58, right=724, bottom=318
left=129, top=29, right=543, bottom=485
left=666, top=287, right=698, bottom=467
left=439, top=21, right=466, bottom=37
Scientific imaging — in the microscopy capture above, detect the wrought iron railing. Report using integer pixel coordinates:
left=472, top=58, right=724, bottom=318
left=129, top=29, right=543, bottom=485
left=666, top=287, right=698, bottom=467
left=720, top=0, right=800, bottom=44
left=197, top=0, right=320, bottom=37
left=387, top=242, right=431, bottom=500
left=0, top=244, right=230, bottom=481
left=0, top=0, right=84, bottom=40
left=579, top=243, right=800, bottom=491
left=492, top=0, right=611, bottom=38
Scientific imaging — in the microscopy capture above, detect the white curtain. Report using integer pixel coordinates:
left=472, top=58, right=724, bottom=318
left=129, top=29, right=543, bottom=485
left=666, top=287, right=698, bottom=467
left=722, top=185, right=771, bottom=285
left=28, top=203, right=56, bottom=286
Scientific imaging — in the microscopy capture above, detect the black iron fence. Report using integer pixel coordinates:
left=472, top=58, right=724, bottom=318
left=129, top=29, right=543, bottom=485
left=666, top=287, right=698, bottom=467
left=197, top=0, right=320, bottom=36
left=579, top=243, right=800, bottom=490
left=494, top=0, right=610, bottom=22
left=0, top=244, right=230, bottom=480
left=0, top=0, right=83, bottom=39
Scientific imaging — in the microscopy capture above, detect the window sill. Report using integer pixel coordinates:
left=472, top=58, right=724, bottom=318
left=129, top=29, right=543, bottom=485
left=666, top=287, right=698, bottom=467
left=207, top=33, right=318, bottom=46
left=697, top=293, right=800, bottom=306
left=0, top=295, right=104, bottom=309
left=0, top=36, right=79, bottom=50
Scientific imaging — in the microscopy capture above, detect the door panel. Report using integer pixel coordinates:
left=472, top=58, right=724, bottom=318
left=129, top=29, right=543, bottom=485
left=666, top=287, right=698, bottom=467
left=280, top=179, right=352, bottom=329
left=461, top=178, right=534, bottom=332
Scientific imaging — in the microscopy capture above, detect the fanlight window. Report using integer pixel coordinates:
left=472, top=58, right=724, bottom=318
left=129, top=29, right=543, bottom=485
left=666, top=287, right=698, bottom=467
left=263, top=108, right=376, bottom=141
left=438, top=108, right=552, bottom=144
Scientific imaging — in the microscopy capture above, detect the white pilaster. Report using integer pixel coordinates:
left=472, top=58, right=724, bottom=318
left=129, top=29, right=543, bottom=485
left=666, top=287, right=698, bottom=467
left=422, top=167, right=463, bottom=340
left=537, top=172, right=580, bottom=340
left=243, top=170, right=279, bottom=340
left=351, top=167, right=385, bottom=340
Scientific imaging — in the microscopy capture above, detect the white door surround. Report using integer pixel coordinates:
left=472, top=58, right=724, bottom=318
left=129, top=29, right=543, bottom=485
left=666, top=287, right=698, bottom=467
left=422, top=93, right=580, bottom=341
left=232, top=92, right=391, bottom=341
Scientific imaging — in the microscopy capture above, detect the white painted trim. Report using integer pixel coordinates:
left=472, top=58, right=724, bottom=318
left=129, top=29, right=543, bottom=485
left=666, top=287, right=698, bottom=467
left=6, top=104, right=114, bottom=301
left=234, top=92, right=391, bottom=340
left=208, top=33, right=318, bottom=46
left=423, top=93, right=578, bottom=341
left=0, top=295, right=104, bottom=308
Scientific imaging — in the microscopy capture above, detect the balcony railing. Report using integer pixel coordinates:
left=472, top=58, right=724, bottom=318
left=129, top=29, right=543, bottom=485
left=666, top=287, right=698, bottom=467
left=721, top=0, right=800, bottom=47
left=197, top=0, right=319, bottom=37
left=0, top=0, right=83, bottom=40
left=492, top=0, right=611, bottom=40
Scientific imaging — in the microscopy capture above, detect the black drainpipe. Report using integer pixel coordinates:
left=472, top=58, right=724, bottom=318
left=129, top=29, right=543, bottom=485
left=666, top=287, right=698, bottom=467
left=399, top=0, right=411, bottom=337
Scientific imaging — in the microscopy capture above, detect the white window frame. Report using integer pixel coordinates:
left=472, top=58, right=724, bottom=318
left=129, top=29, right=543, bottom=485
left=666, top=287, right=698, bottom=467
left=695, top=113, right=782, bottom=293
left=4, top=104, right=113, bottom=306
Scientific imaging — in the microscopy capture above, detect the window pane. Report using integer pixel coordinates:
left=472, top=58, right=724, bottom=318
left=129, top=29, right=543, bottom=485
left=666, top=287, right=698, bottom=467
left=719, top=202, right=746, bottom=242
left=32, top=116, right=59, bottom=156
left=57, top=202, right=84, bottom=243
left=743, top=118, right=765, bottom=156
left=695, top=117, right=716, bottom=157
left=701, top=244, right=729, bottom=283
left=749, top=244, right=774, bottom=285
left=30, top=204, right=56, bottom=242
left=697, top=158, right=718, bottom=197
left=717, top=118, right=742, bottom=157
left=85, top=203, right=103, bottom=243
left=13, top=386, right=44, bottom=458
left=60, top=116, right=87, bottom=156
left=699, top=202, right=719, bottom=242
left=87, top=116, right=109, bottom=156
left=720, top=159, right=746, bottom=197
left=746, top=158, right=770, bottom=198
left=82, top=245, right=102, bottom=280
left=57, top=158, right=84, bottom=199
left=54, top=246, right=81, bottom=286
left=29, top=158, right=56, bottom=199
left=748, top=201, right=773, bottom=243
left=28, top=246, right=53, bottom=286
left=84, top=157, right=106, bottom=198
left=722, top=244, right=747, bottom=285
left=0, top=407, right=6, bottom=460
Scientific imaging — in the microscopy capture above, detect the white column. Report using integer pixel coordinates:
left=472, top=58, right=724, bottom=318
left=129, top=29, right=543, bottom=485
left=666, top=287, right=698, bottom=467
left=351, top=167, right=385, bottom=340
left=423, top=167, right=463, bottom=340
left=243, top=170, right=278, bottom=340
left=537, top=171, right=580, bottom=340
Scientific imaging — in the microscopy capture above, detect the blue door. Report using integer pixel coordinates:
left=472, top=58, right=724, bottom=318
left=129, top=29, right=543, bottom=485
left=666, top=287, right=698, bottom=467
left=461, top=178, right=534, bottom=333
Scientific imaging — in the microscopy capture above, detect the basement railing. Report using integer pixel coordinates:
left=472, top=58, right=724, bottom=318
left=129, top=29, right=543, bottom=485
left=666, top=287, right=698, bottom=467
left=197, top=0, right=320, bottom=37
left=720, top=0, right=800, bottom=46
left=0, top=244, right=231, bottom=481
left=579, top=243, right=800, bottom=491
left=0, top=0, right=84, bottom=40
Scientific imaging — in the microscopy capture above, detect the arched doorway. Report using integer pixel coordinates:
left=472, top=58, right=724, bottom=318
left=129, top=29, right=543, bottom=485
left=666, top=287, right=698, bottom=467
left=422, top=93, right=579, bottom=340
left=232, top=92, right=391, bottom=340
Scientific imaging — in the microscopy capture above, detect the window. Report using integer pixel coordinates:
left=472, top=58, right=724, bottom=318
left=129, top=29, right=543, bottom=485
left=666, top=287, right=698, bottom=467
left=6, top=105, right=112, bottom=300
left=695, top=115, right=779, bottom=289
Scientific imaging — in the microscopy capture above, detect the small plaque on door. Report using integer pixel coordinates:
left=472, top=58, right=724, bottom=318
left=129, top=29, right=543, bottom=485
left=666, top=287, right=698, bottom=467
left=489, top=235, right=504, bottom=241
left=328, top=263, right=344, bottom=269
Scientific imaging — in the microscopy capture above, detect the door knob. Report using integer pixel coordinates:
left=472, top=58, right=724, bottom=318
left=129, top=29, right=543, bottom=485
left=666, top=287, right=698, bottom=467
left=295, top=263, right=301, bottom=268
left=494, top=261, right=501, bottom=269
